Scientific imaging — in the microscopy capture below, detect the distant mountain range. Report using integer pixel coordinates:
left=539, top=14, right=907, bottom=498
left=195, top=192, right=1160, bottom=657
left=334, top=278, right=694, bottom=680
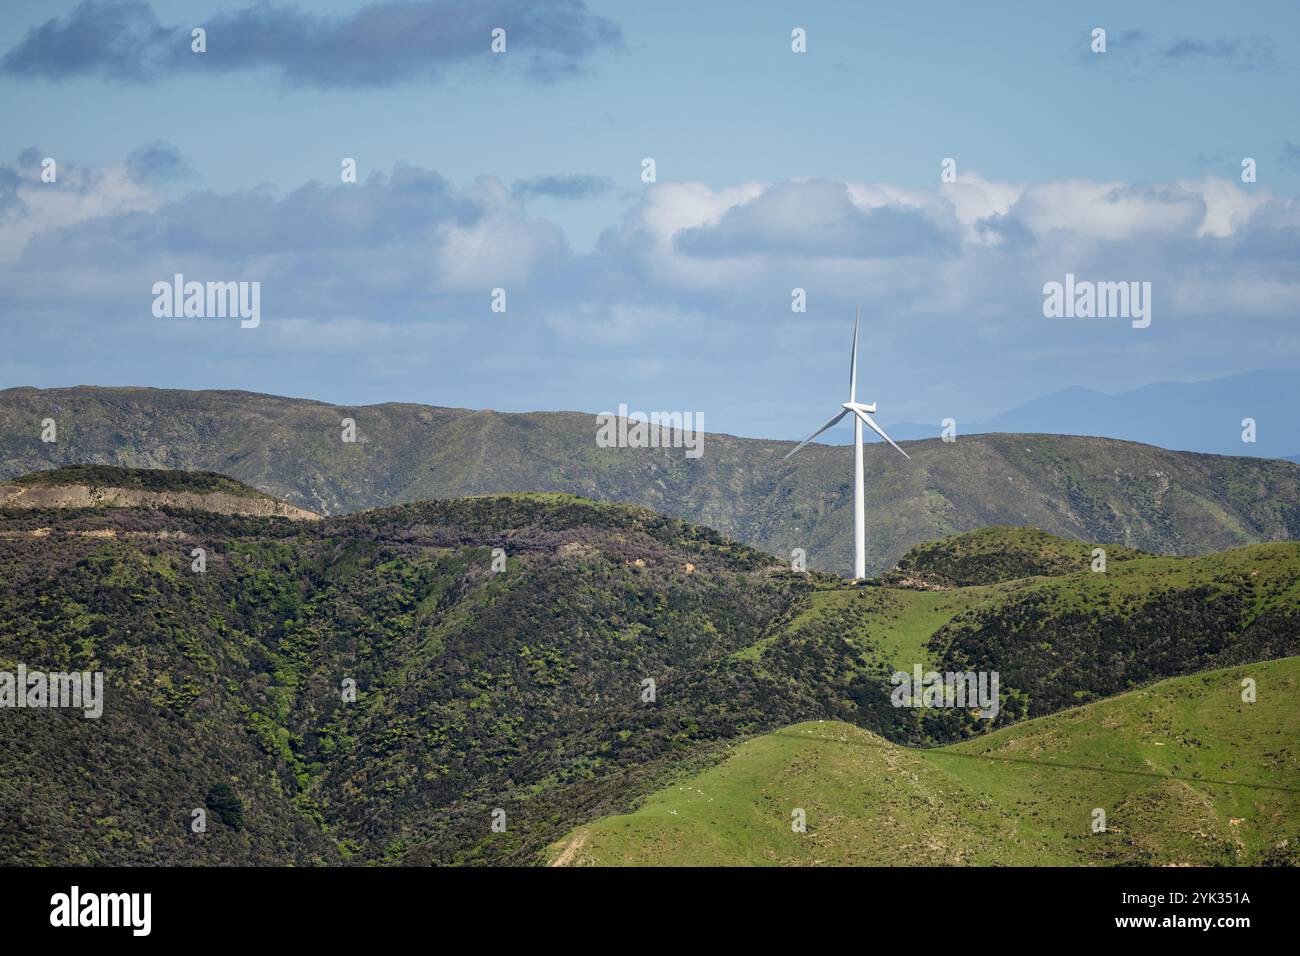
left=2, top=385, right=1298, bottom=575
left=885, top=369, right=1300, bottom=460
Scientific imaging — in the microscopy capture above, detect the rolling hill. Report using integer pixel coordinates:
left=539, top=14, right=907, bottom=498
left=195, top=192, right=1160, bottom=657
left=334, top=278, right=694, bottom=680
left=727, top=532, right=1300, bottom=742
left=2, top=386, right=1299, bottom=576
left=1, top=464, right=320, bottom=520
left=551, top=658, right=1300, bottom=867
left=0, top=477, right=832, bottom=864
left=2, top=474, right=1297, bottom=865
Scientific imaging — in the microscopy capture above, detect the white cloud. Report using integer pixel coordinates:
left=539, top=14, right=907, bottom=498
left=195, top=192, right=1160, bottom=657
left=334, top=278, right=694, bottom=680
left=0, top=160, right=160, bottom=262
left=435, top=176, right=569, bottom=291
left=3, top=151, right=1297, bottom=435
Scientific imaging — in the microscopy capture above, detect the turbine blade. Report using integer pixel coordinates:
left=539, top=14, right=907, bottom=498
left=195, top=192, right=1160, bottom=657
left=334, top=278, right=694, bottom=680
left=850, top=408, right=911, bottom=460
left=849, top=306, right=859, bottom=403
left=783, top=409, right=850, bottom=459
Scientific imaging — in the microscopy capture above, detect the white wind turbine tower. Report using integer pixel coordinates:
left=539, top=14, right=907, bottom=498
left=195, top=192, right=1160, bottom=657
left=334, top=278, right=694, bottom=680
left=784, top=307, right=910, bottom=579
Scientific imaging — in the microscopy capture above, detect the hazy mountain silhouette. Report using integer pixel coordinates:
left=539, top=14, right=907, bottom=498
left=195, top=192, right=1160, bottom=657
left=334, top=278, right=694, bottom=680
left=885, top=369, right=1300, bottom=459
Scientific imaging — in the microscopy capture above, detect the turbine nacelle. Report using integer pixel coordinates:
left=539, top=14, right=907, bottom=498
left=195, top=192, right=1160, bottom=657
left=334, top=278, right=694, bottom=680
left=842, top=401, right=876, bottom=414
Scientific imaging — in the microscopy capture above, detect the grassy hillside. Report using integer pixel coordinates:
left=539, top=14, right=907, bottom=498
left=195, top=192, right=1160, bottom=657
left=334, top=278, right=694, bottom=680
left=727, top=528, right=1300, bottom=742
left=553, top=658, right=1300, bottom=866
left=3, top=386, right=1298, bottom=575
left=926, top=540, right=1300, bottom=724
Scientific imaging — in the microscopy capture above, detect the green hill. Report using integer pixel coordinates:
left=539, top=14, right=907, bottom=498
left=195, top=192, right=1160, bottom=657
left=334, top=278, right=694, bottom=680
left=2, top=483, right=1297, bottom=865
left=0, top=486, right=824, bottom=865
left=884, top=525, right=1147, bottom=588
left=925, top=539, right=1300, bottom=726
left=729, top=528, right=1300, bottom=742
left=3, top=385, right=1298, bottom=575
left=552, top=657, right=1300, bottom=866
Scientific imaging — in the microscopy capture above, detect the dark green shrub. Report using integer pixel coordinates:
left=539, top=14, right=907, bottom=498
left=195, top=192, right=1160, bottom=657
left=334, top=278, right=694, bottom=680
left=205, top=783, right=245, bottom=830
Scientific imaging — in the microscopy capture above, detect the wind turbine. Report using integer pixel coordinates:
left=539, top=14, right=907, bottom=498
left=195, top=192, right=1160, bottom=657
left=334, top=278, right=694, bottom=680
left=784, top=307, right=910, bottom=580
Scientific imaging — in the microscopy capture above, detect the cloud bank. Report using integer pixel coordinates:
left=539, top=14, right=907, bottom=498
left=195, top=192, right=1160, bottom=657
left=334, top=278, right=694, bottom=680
left=2, top=0, right=622, bottom=86
left=1, top=145, right=1297, bottom=435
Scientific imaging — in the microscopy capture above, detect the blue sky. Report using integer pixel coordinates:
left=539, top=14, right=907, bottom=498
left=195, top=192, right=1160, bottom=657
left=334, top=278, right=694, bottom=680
left=1, top=0, right=1297, bottom=443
